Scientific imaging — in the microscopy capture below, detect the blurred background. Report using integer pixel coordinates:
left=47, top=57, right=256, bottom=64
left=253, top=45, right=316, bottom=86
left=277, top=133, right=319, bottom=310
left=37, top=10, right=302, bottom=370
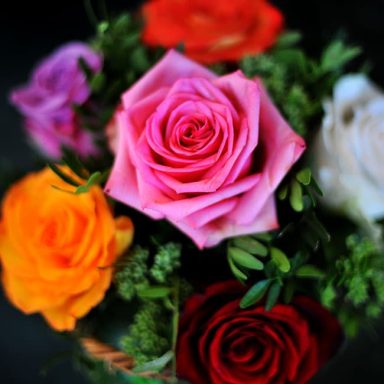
left=1, top=0, right=384, bottom=382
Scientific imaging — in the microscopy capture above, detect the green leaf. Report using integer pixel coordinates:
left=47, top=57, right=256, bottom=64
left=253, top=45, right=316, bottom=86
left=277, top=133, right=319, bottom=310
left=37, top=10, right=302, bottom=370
left=78, top=57, right=93, bottom=80
left=75, top=171, right=109, bottom=194
left=309, top=177, right=324, bottom=196
left=278, top=184, right=288, bottom=200
left=296, top=168, right=312, bottom=185
left=137, top=286, right=171, bottom=299
left=228, top=247, right=264, bottom=270
left=265, top=281, right=282, bottom=311
left=233, top=237, right=268, bottom=257
left=48, top=163, right=80, bottom=187
left=75, top=185, right=90, bottom=194
left=304, top=185, right=317, bottom=207
left=133, top=350, right=174, bottom=374
left=276, top=223, right=295, bottom=240
left=228, top=256, right=248, bottom=282
left=306, top=211, right=331, bottom=243
left=321, top=284, right=337, bottom=308
left=61, top=148, right=89, bottom=180
left=90, top=72, right=106, bottom=93
left=131, top=46, right=151, bottom=72
left=290, top=252, right=307, bottom=271
left=290, top=180, right=304, bottom=212
left=252, top=232, right=273, bottom=242
left=283, top=280, right=296, bottom=304
left=321, top=40, right=361, bottom=72
left=302, top=229, right=321, bottom=250
left=296, top=265, right=325, bottom=279
left=87, top=171, right=103, bottom=185
left=273, top=48, right=308, bottom=78
left=240, top=280, right=270, bottom=309
left=97, top=21, right=109, bottom=34
left=276, top=31, right=302, bottom=48
left=271, top=247, right=291, bottom=273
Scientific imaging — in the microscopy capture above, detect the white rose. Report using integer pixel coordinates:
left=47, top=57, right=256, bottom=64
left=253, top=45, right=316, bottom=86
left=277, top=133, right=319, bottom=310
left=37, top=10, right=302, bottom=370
left=313, top=74, right=384, bottom=225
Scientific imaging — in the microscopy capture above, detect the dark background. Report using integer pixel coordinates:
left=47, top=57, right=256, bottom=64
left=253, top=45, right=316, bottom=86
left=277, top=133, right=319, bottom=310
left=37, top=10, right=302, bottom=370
left=2, top=1, right=384, bottom=383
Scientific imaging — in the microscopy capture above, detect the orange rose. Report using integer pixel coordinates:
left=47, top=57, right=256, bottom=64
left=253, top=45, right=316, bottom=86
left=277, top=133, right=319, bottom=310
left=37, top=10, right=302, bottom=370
left=0, top=167, right=133, bottom=331
left=141, top=0, right=284, bottom=64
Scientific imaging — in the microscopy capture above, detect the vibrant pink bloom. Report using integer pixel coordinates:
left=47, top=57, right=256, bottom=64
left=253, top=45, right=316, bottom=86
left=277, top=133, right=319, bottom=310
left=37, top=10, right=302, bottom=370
left=106, top=50, right=305, bottom=248
left=10, top=42, right=102, bottom=159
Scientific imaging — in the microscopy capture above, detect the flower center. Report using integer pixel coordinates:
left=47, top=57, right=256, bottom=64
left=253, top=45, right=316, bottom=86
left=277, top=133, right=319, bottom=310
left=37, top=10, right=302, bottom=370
left=41, top=220, right=59, bottom=246
left=178, top=116, right=214, bottom=149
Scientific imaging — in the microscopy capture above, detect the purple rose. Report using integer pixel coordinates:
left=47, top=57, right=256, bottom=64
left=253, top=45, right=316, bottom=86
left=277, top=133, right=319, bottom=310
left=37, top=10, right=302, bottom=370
left=10, top=42, right=102, bottom=158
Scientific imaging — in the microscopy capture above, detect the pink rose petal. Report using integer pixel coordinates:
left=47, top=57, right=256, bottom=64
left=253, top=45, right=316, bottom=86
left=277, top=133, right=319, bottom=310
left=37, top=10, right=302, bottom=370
left=106, top=51, right=305, bottom=248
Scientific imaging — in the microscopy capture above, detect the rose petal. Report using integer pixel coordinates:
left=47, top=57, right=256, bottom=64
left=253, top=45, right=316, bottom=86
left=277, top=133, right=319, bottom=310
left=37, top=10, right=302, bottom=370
left=122, top=50, right=217, bottom=109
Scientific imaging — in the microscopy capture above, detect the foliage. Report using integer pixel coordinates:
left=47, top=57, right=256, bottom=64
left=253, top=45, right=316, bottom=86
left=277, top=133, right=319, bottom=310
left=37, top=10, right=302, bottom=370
left=227, top=167, right=328, bottom=310
left=115, top=243, right=184, bottom=301
left=79, top=13, right=164, bottom=129
left=234, top=238, right=325, bottom=311
left=114, top=242, right=189, bottom=380
left=4, top=3, right=379, bottom=381
left=115, top=246, right=151, bottom=301
left=120, top=301, right=170, bottom=366
left=92, top=14, right=163, bottom=94
left=321, top=234, right=384, bottom=336
left=67, top=13, right=165, bottom=162
left=240, top=32, right=361, bottom=136
left=150, top=243, right=182, bottom=283
left=278, top=168, right=324, bottom=212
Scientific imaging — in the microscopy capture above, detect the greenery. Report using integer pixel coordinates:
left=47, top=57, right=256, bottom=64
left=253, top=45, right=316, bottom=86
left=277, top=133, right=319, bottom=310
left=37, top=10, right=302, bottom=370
left=115, top=246, right=151, bottom=301
left=115, top=243, right=184, bottom=300
left=68, top=13, right=165, bottom=162
left=150, top=243, right=182, bottom=284
left=120, top=301, right=170, bottom=366
left=321, top=234, right=384, bottom=336
left=227, top=168, right=329, bottom=311
left=114, top=242, right=188, bottom=381
left=77, top=11, right=164, bottom=134
left=4, top=2, right=380, bottom=381
left=235, top=242, right=325, bottom=310
left=240, top=31, right=361, bottom=136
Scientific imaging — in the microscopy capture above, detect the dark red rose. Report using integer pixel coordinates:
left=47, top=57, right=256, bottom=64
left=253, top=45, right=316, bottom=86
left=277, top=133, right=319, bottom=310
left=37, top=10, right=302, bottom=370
left=177, top=281, right=342, bottom=384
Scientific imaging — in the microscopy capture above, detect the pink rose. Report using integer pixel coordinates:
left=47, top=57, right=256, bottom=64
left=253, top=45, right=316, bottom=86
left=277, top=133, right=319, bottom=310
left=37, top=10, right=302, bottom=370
left=106, top=50, right=305, bottom=248
left=10, top=42, right=102, bottom=159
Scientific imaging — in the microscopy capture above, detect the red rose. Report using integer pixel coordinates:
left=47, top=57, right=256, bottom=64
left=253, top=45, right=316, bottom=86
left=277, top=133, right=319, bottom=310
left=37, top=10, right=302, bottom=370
left=141, top=0, right=284, bottom=64
left=177, top=281, right=342, bottom=384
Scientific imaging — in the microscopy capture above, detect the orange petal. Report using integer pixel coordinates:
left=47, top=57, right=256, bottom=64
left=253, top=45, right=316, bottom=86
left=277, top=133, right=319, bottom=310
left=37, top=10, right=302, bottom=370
left=41, top=269, right=113, bottom=331
left=114, top=216, right=134, bottom=257
left=42, top=307, right=77, bottom=332
left=67, top=269, right=112, bottom=319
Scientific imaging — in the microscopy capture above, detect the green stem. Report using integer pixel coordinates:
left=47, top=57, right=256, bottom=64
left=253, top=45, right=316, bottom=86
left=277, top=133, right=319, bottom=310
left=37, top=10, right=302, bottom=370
left=83, top=0, right=99, bottom=29
left=170, top=279, right=180, bottom=383
left=98, top=0, right=109, bottom=21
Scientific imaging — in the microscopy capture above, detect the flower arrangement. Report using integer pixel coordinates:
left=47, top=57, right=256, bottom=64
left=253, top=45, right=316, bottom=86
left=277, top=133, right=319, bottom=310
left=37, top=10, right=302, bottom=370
left=1, top=1, right=384, bottom=383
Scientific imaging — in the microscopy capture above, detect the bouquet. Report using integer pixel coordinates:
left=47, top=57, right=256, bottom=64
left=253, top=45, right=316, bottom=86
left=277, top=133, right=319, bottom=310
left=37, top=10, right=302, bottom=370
left=2, top=0, right=384, bottom=383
